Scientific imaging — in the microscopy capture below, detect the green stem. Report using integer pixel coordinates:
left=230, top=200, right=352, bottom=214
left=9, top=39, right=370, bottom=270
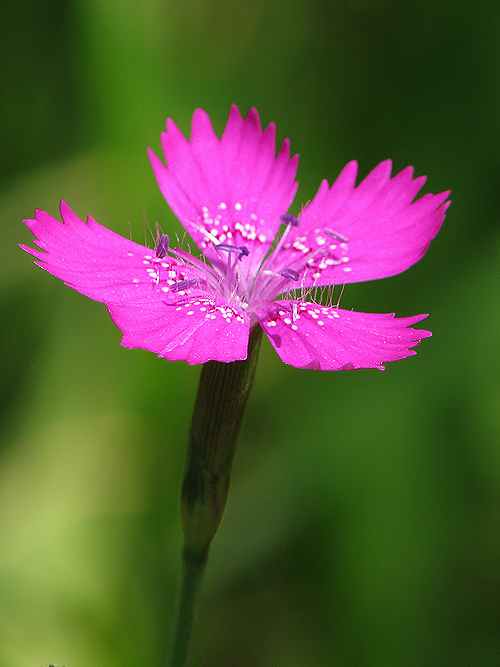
left=167, top=548, right=207, bottom=667
left=168, top=324, right=263, bottom=667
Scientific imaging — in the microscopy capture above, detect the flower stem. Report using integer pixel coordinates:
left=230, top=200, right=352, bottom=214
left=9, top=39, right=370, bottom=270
left=168, top=324, right=263, bottom=667
left=167, top=548, right=207, bottom=667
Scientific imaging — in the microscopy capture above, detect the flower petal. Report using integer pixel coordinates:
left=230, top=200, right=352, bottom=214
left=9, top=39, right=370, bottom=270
left=21, top=202, right=200, bottom=304
left=149, top=105, right=299, bottom=273
left=274, top=160, right=450, bottom=287
left=22, top=203, right=251, bottom=363
left=108, top=297, right=250, bottom=364
left=256, top=300, right=431, bottom=370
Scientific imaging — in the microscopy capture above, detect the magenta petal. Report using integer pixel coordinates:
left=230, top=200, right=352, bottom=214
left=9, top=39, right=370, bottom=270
left=108, top=297, right=250, bottom=364
left=21, top=202, right=195, bottom=305
left=281, top=160, right=450, bottom=287
left=256, top=300, right=431, bottom=371
left=149, top=105, right=299, bottom=272
left=22, top=203, right=250, bottom=364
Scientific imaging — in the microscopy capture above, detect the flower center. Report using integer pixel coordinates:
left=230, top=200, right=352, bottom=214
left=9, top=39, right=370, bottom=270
left=145, top=216, right=350, bottom=314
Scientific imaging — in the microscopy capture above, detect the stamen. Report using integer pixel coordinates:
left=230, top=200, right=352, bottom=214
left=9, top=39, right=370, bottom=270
left=324, top=228, right=350, bottom=243
left=155, top=234, right=169, bottom=258
left=259, top=215, right=300, bottom=286
left=217, top=243, right=245, bottom=255
left=216, top=244, right=250, bottom=261
left=170, top=279, right=198, bottom=293
left=280, top=268, right=300, bottom=281
left=197, top=226, right=220, bottom=245
left=280, top=214, right=300, bottom=227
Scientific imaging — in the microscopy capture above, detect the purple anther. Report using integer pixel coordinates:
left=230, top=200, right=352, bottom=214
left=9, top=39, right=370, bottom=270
left=170, top=279, right=198, bottom=293
left=216, top=243, right=249, bottom=260
left=155, top=234, right=169, bottom=258
left=324, top=228, right=349, bottom=243
left=217, top=243, right=243, bottom=253
left=280, top=268, right=300, bottom=281
left=280, top=214, right=300, bottom=227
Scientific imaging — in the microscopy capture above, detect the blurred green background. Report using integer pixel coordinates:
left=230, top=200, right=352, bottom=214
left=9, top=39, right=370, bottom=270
left=1, top=1, right=499, bottom=666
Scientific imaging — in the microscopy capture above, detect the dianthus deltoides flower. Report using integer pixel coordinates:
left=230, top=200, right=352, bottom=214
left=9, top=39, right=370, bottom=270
left=22, top=106, right=450, bottom=370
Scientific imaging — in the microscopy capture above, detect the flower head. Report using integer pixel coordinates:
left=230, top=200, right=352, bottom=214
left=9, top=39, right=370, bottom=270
left=22, top=106, right=450, bottom=370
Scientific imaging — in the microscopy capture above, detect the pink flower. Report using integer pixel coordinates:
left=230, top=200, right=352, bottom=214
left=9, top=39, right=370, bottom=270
left=22, top=106, right=450, bottom=370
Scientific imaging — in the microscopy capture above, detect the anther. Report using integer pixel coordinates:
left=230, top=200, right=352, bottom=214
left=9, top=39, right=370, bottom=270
left=280, top=268, right=300, bottom=281
left=216, top=243, right=250, bottom=260
left=155, top=234, right=169, bottom=258
left=324, top=228, right=349, bottom=243
left=170, top=279, right=198, bottom=293
left=280, top=214, right=300, bottom=227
